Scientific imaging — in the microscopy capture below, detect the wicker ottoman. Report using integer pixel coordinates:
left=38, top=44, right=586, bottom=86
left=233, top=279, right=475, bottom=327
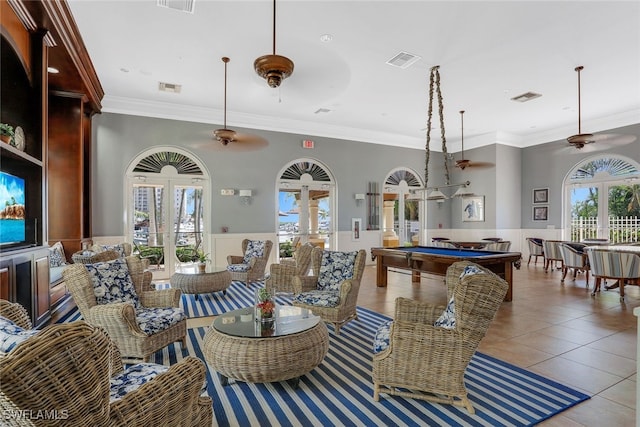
left=170, top=268, right=231, bottom=298
left=202, top=306, right=329, bottom=388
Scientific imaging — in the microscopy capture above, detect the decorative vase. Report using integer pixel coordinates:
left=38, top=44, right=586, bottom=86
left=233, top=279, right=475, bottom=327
left=198, top=262, right=206, bottom=273
left=255, top=288, right=276, bottom=325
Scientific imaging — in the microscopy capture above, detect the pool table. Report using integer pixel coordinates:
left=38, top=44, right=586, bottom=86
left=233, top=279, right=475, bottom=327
left=370, top=246, right=522, bottom=301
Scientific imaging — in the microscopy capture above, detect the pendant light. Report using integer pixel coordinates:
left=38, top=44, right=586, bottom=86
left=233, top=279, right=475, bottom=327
left=254, top=0, right=294, bottom=88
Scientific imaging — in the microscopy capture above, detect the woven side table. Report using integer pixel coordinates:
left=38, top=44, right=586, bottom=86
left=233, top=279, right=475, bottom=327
left=203, top=306, right=329, bottom=388
left=170, top=268, right=231, bottom=298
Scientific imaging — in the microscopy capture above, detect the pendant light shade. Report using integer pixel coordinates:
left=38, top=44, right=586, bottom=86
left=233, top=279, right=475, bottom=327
left=452, top=185, right=474, bottom=198
left=426, top=189, right=447, bottom=201
left=254, top=0, right=294, bottom=88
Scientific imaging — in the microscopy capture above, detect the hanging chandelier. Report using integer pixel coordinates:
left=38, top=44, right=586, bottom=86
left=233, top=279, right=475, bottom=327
left=254, top=0, right=294, bottom=88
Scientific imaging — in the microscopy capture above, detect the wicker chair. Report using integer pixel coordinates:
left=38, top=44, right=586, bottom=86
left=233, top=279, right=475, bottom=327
left=292, top=248, right=366, bottom=334
left=265, top=243, right=314, bottom=294
left=71, top=249, right=121, bottom=264
left=372, top=261, right=508, bottom=414
left=526, top=237, right=545, bottom=265
left=0, top=321, right=212, bottom=427
left=63, top=255, right=187, bottom=362
left=226, top=239, right=273, bottom=284
left=559, top=243, right=590, bottom=286
left=0, top=299, right=31, bottom=330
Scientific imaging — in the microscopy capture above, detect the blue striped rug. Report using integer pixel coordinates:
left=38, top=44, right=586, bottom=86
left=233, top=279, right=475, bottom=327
left=58, top=281, right=590, bottom=426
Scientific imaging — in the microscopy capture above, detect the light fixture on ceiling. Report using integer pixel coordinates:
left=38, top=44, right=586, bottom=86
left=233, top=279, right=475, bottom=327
left=214, top=57, right=237, bottom=145
left=452, top=185, right=474, bottom=198
left=567, top=66, right=594, bottom=149
left=254, top=0, right=294, bottom=88
left=420, top=180, right=472, bottom=201
left=213, top=56, right=267, bottom=150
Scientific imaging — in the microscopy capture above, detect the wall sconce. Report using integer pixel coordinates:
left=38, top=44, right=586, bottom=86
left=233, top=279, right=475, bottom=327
left=239, top=189, right=253, bottom=204
left=354, top=193, right=365, bottom=206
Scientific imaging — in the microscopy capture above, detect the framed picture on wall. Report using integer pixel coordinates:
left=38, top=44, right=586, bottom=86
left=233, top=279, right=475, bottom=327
left=352, top=218, right=361, bottom=241
left=533, top=188, right=549, bottom=204
left=532, top=205, right=549, bottom=221
left=462, top=196, right=485, bottom=222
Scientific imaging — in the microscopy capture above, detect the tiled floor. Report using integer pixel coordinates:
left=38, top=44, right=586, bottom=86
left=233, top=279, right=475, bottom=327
left=356, top=262, right=638, bottom=426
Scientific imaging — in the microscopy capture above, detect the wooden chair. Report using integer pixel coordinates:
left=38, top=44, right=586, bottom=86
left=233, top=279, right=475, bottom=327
left=265, top=243, right=314, bottom=294
left=559, top=243, right=590, bottom=287
left=0, top=320, right=212, bottom=426
left=292, top=248, right=366, bottom=334
left=587, top=247, right=640, bottom=301
left=63, top=255, right=186, bottom=362
left=526, top=237, right=544, bottom=265
left=226, top=239, right=273, bottom=284
left=372, top=261, right=508, bottom=414
left=542, top=240, right=566, bottom=272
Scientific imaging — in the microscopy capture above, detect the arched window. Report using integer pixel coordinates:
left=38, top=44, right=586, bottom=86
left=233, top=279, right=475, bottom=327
left=564, top=155, right=640, bottom=243
left=125, top=148, right=210, bottom=277
left=382, top=168, right=424, bottom=246
left=276, top=159, right=335, bottom=257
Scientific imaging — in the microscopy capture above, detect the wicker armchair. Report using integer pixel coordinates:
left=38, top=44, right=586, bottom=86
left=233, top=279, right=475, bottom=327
left=526, top=237, right=545, bottom=265
left=71, top=249, right=121, bottom=264
left=0, top=321, right=212, bottom=427
left=559, top=243, right=590, bottom=286
left=292, top=248, right=366, bottom=334
left=63, top=255, right=187, bottom=362
left=265, top=243, right=314, bottom=294
left=0, top=299, right=32, bottom=330
left=226, top=239, right=273, bottom=284
left=372, top=261, right=508, bottom=414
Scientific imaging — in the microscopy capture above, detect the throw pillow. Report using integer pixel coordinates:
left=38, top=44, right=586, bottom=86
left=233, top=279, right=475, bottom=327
left=433, top=296, right=456, bottom=329
left=49, top=241, right=68, bottom=268
left=317, top=251, right=357, bottom=291
left=242, top=240, right=266, bottom=264
left=0, top=316, right=38, bottom=353
left=86, top=258, right=141, bottom=308
left=372, top=320, right=393, bottom=354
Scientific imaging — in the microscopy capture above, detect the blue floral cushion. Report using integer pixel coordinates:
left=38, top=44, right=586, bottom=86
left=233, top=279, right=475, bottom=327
left=227, top=263, right=250, bottom=273
left=372, top=320, right=392, bottom=354
left=101, top=244, right=126, bottom=257
left=136, top=307, right=186, bottom=336
left=433, top=296, right=456, bottom=329
left=49, top=241, right=68, bottom=267
left=243, top=240, right=266, bottom=264
left=317, top=251, right=358, bottom=291
left=460, top=264, right=485, bottom=279
left=110, top=362, right=207, bottom=402
left=293, top=290, right=340, bottom=307
left=0, top=316, right=38, bottom=353
left=86, top=258, right=141, bottom=309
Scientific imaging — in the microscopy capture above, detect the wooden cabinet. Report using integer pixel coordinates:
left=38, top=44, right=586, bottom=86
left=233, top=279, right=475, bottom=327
left=1, top=248, right=50, bottom=327
left=0, top=0, right=102, bottom=324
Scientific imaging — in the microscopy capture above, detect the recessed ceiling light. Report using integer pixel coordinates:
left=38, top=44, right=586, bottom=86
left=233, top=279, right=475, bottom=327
left=120, top=68, right=130, bottom=73
left=314, top=108, right=331, bottom=114
left=47, top=67, right=59, bottom=74
left=319, top=34, right=333, bottom=42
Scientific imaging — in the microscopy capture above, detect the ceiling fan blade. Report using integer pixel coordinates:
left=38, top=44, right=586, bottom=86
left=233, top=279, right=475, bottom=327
left=188, top=131, right=269, bottom=152
left=565, top=133, right=637, bottom=153
left=467, top=161, right=495, bottom=169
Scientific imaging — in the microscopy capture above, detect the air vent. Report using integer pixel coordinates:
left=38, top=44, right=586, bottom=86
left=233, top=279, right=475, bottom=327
left=314, top=108, right=331, bottom=114
left=510, top=91, right=542, bottom=103
left=157, top=0, right=195, bottom=13
left=159, top=82, right=182, bottom=93
left=386, top=51, right=421, bottom=69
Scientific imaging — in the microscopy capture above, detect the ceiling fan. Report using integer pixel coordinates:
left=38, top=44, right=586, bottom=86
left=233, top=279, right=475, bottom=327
left=566, top=65, right=636, bottom=151
left=454, top=110, right=494, bottom=170
left=212, top=57, right=268, bottom=151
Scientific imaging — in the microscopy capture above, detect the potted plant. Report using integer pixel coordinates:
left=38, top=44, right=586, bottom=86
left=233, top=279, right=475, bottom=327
left=197, top=250, right=210, bottom=273
left=0, top=123, right=14, bottom=145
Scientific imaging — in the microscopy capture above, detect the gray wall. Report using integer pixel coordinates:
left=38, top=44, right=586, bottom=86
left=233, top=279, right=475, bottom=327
left=91, top=113, right=640, bottom=237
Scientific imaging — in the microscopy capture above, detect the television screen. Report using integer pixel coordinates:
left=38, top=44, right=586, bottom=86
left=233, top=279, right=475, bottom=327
left=0, top=171, right=26, bottom=246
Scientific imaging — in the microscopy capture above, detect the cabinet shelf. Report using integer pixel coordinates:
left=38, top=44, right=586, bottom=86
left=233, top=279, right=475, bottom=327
left=1, top=143, right=42, bottom=167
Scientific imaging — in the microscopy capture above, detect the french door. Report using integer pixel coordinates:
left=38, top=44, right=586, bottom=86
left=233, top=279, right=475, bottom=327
left=130, top=179, right=205, bottom=277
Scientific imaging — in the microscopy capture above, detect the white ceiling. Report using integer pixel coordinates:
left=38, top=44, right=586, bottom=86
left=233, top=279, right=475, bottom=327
left=67, top=0, right=640, bottom=152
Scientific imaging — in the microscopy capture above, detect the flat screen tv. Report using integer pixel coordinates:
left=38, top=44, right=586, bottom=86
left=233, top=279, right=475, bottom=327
left=0, top=170, right=31, bottom=249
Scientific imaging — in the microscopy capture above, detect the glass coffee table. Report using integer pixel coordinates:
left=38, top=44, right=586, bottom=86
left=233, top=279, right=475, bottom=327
left=170, top=265, right=231, bottom=299
left=202, top=305, right=329, bottom=388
